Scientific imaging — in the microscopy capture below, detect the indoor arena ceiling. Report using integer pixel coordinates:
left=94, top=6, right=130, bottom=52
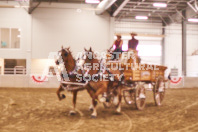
left=1, top=0, right=198, bottom=24
left=111, top=0, right=190, bottom=23
left=32, top=0, right=85, bottom=3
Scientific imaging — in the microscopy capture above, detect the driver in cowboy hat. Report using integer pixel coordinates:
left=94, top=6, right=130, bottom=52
left=110, top=34, right=123, bottom=59
left=128, top=32, right=139, bottom=50
left=110, top=34, right=123, bottom=52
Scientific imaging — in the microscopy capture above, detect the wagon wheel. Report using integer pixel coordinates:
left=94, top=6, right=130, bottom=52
left=123, top=89, right=135, bottom=105
left=153, top=76, right=165, bottom=106
left=135, top=83, right=146, bottom=110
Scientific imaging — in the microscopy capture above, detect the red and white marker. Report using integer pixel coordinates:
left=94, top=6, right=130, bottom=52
left=170, top=77, right=182, bottom=84
left=31, top=75, right=48, bottom=84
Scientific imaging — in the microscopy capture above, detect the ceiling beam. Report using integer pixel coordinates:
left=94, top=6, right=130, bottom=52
left=28, top=1, right=41, bottom=14
left=112, top=0, right=129, bottom=17
left=128, top=1, right=187, bottom=5
left=116, top=18, right=162, bottom=22
left=158, top=14, right=168, bottom=25
left=125, top=5, right=187, bottom=9
left=122, top=8, right=176, bottom=13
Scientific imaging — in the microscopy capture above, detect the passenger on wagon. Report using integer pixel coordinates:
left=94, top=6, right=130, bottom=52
left=128, top=32, right=139, bottom=50
left=110, top=35, right=123, bottom=60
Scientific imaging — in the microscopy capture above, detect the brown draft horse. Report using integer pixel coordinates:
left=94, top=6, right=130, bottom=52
left=55, top=46, right=84, bottom=115
left=84, top=47, right=123, bottom=118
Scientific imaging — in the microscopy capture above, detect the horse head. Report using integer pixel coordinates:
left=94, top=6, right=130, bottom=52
left=55, top=46, right=72, bottom=65
left=84, top=47, right=99, bottom=76
left=84, top=47, right=96, bottom=63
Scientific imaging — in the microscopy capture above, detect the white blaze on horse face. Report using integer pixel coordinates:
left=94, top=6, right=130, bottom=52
left=48, top=52, right=70, bottom=82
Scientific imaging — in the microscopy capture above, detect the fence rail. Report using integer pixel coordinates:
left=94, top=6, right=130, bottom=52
left=4, top=66, right=26, bottom=75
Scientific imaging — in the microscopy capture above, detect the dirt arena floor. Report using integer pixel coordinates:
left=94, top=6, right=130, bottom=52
left=0, top=88, right=198, bottom=132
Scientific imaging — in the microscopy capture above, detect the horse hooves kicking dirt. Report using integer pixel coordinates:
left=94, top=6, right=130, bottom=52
left=90, top=115, right=97, bottom=118
left=69, top=110, right=77, bottom=115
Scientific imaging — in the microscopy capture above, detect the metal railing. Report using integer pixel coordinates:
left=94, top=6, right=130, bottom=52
left=4, top=66, right=26, bottom=75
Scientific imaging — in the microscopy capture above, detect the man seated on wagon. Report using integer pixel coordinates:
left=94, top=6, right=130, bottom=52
left=127, top=32, right=141, bottom=63
left=109, top=34, right=123, bottom=60
left=128, top=32, right=139, bottom=51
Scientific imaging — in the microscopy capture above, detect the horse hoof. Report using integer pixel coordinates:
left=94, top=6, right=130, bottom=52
left=90, top=115, right=97, bottom=118
left=61, top=94, right=66, bottom=99
left=114, top=112, right=122, bottom=115
left=89, top=108, right=93, bottom=111
left=69, top=111, right=76, bottom=116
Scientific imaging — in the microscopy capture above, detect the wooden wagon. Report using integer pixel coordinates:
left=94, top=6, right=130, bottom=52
left=103, top=50, right=167, bottom=110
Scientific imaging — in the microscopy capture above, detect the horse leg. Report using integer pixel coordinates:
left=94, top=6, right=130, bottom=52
left=89, top=104, right=94, bottom=111
left=91, top=98, right=98, bottom=118
left=116, top=87, right=122, bottom=113
left=85, top=85, right=95, bottom=111
left=91, top=87, right=107, bottom=118
left=88, top=90, right=95, bottom=111
left=56, top=85, right=65, bottom=101
left=113, top=89, right=119, bottom=105
left=69, top=90, right=78, bottom=115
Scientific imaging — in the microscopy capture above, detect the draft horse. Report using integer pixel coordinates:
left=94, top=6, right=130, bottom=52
left=55, top=46, right=84, bottom=115
left=84, top=47, right=123, bottom=118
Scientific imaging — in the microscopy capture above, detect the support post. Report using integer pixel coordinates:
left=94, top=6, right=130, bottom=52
left=161, top=22, right=165, bottom=65
left=182, top=10, right=187, bottom=76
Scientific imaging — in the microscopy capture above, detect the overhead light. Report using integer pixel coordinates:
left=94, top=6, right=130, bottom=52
left=135, top=16, right=148, bottom=20
left=188, top=18, right=198, bottom=22
left=85, top=0, right=100, bottom=4
left=153, top=3, right=167, bottom=8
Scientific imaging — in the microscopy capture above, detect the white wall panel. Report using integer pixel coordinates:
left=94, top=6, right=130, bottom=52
left=165, top=24, right=198, bottom=76
left=32, top=4, right=112, bottom=58
left=0, top=8, right=31, bottom=58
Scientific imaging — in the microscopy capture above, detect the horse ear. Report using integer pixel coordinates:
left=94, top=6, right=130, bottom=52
left=89, top=47, right=92, bottom=52
left=84, top=47, right=87, bottom=51
left=61, top=45, right=63, bottom=49
left=67, top=47, right=70, bottom=51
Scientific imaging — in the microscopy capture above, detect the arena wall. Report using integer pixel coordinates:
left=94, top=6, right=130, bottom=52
left=0, top=75, right=198, bottom=88
left=165, top=24, right=198, bottom=76
left=0, top=3, right=198, bottom=88
left=0, top=3, right=114, bottom=76
left=0, top=75, right=59, bottom=88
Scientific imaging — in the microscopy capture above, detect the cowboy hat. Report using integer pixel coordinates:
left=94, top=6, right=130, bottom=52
left=116, top=34, right=122, bottom=38
left=130, top=32, right=137, bottom=36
